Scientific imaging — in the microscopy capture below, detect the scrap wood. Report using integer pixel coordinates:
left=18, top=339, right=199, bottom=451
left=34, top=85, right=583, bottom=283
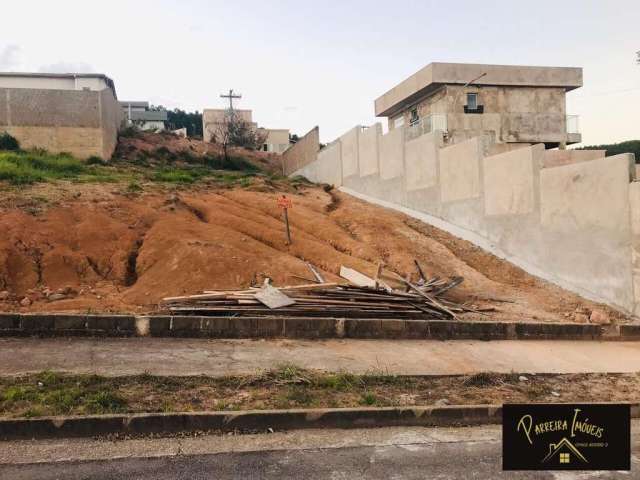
left=254, top=284, right=296, bottom=309
left=164, top=266, right=475, bottom=320
left=339, top=266, right=376, bottom=287
left=414, top=259, right=427, bottom=282
left=305, top=262, right=325, bottom=283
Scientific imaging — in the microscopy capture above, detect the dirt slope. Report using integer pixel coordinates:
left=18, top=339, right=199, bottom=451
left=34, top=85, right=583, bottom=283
left=0, top=181, right=625, bottom=323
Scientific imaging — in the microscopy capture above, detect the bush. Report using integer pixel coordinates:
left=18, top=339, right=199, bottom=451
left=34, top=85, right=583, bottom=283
left=119, top=125, right=141, bottom=138
left=0, top=132, right=20, bottom=151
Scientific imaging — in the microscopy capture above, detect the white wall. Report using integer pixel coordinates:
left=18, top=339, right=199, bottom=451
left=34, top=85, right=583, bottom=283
left=292, top=123, right=639, bottom=315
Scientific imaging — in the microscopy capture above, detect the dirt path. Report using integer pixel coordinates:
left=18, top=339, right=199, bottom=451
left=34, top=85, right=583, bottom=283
left=0, top=182, right=625, bottom=323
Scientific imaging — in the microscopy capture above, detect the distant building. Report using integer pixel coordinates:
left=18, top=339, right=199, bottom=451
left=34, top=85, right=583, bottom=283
left=0, top=72, right=123, bottom=160
left=203, top=108, right=289, bottom=153
left=120, top=101, right=167, bottom=131
left=374, top=62, right=582, bottom=148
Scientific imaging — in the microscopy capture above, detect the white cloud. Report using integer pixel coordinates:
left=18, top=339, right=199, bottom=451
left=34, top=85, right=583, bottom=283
left=0, top=44, right=21, bottom=70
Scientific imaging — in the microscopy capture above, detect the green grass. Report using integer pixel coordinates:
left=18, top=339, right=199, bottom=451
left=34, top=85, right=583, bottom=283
left=0, top=151, right=85, bottom=184
left=0, top=149, right=266, bottom=188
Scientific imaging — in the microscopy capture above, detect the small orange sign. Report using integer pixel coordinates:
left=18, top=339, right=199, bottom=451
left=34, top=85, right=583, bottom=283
left=277, top=195, right=292, bottom=209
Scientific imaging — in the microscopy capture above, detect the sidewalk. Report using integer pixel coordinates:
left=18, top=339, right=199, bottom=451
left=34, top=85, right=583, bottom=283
left=1, top=337, right=639, bottom=376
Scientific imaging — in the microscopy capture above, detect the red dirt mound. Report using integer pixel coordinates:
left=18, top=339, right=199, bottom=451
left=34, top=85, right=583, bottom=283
left=0, top=182, right=625, bottom=324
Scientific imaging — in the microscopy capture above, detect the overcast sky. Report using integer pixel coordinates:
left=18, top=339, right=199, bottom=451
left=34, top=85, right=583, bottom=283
left=1, top=0, right=638, bottom=144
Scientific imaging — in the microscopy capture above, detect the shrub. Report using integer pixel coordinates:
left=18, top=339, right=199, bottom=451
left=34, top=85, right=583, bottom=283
left=203, top=154, right=257, bottom=172
left=0, top=132, right=20, bottom=151
left=119, top=125, right=141, bottom=138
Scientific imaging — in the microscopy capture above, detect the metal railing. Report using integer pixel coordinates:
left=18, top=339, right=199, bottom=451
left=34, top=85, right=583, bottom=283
left=566, top=115, right=580, bottom=134
left=405, top=114, right=448, bottom=141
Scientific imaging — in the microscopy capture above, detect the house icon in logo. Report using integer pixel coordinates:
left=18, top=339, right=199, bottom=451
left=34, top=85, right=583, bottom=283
left=542, top=438, right=588, bottom=465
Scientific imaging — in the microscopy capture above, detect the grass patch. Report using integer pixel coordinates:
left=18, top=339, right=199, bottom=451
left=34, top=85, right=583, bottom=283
left=1, top=368, right=623, bottom=419
left=0, top=150, right=85, bottom=184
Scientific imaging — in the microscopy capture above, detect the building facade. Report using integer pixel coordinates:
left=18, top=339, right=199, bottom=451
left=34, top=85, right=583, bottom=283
left=0, top=72, right=123, bottom=160
left=203, top=108, right=289, bottom=153
left=375, top=63, right=582, bottom=148
left=120, top=101, right=168, bottom=131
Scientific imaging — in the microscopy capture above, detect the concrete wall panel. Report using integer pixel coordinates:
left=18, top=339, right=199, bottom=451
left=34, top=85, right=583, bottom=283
left=340, top=127, right=360, bottom=178
left=540, top=154, right=633, bottom=233
left=358, top=124, right=380, bottom=177
left=539, top=154, right=635, bottom=310
left=483, top=146, right=535, bottom=216
left=282, top=126, right=319, bottom=175
left=629, top=182, right=640, bottom=316
left=379, top=127, right=404, bottom=180
left=543, top=149, right=605, bottom=168
left=439, top=137, right=482, bottom=203
left=405, top=131, right=442, bottom=191
left=316, top=141, right=342, bottom=186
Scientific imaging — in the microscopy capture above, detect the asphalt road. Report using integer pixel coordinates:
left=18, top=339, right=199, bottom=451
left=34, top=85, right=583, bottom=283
left=2, top=424, right=639, bottom=479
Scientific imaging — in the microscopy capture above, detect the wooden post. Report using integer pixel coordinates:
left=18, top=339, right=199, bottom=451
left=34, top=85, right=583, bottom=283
left=283, top=206, right=292, bottom=245
left=278, top=195, right=293, bottom=245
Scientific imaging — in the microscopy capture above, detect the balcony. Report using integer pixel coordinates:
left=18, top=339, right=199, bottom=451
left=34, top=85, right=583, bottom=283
left=405, top=114, right=448, bottom=141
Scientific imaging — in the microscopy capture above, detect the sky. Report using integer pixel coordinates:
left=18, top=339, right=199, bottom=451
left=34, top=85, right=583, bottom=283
left=1, top=0, right=638, bottom=144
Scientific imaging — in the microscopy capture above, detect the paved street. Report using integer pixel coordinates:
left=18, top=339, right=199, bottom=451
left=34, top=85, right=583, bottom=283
left=1, top=337, right=640, bottom=376
left=1, top=423, right=639, bottom=479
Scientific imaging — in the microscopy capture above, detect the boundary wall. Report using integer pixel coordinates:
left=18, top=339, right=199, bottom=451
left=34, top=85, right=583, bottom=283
left=292, top=124, right=639, bottom=315
left=0, top=87, right=122, bottom=160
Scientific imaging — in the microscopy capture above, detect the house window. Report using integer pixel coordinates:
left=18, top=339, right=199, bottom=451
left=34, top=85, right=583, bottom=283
left=409, top=107, right=419, bottom=125
left=263, top=144, right=268, bottom=152
left=393, top=116, right=405, bottom=128
left=559, top=453, right=570, bottom=464
left=466, top=93, right=477, bottom=110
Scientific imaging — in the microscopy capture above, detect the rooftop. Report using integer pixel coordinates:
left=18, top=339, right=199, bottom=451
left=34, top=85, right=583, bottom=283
left=0, top=71, right=117, bottom=98
left=374, top=62, right=583, bottom=117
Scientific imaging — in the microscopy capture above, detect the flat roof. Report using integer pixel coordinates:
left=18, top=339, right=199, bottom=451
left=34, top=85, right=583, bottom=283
left=374, top=62, right=583, bottom=117
left=120, top=101, right=150, bottom=108
left=0, top=71, right=118, bottom=98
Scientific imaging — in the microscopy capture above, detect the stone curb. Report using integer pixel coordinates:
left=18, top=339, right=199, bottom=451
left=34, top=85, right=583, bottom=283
left=0, top=313, right=636, bottom=341
left=2, top=403, right=638, bottom=440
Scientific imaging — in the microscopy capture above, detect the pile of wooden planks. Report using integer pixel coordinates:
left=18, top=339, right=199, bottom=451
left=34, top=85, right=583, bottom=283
left=162, top=264, right=472, bottom=320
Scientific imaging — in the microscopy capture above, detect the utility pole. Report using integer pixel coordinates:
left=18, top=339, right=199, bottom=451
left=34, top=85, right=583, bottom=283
left=220, top=89, right=242, bottom=111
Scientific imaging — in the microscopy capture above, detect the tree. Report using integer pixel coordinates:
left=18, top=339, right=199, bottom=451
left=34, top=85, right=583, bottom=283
left=211, top=109, right=266, bottom=160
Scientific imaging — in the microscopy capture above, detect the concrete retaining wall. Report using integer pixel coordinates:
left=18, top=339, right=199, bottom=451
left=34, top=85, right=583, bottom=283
left=291, top=124, right=639, bottom=315
left=0, top=87, right=122, bottom=160
left=0, top=313, right=624, bottom=340
left=282, top=126, right=320, bottom=175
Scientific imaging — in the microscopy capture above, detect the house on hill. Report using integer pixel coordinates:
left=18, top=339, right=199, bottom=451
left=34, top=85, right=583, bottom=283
left=374, top=62, right=582, bottom=148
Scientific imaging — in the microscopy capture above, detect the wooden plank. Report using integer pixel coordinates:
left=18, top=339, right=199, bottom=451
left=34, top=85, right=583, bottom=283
left=306, top=262, right=325, bottom=283
left=339, top=266, right=376, bottom=287
left=254, top=285, right=296, bottom=309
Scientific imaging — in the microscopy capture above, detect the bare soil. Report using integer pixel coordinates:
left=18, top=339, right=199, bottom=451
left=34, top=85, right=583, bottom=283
left=1, top=369, right=639, bottom=418
left=0, top=177, right=626, bottom=323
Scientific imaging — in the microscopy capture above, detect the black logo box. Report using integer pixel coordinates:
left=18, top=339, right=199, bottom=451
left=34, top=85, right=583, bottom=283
left=503, top=403, right=630, bottom=471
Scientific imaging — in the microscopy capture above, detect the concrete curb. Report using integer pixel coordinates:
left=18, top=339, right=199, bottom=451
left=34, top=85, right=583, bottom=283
left=0, top=313, right=636, bottom=341
left=0, top=405, right=501, bottom=440
left=2, top=403, right=638, bottom=440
